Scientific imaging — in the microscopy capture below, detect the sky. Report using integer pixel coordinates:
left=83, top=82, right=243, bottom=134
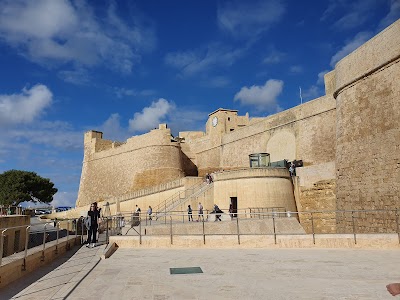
left=0, top=0, right=399, bottom=208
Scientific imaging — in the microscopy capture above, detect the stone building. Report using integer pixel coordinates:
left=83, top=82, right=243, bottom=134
left=74, top=19, right=400, bottom=233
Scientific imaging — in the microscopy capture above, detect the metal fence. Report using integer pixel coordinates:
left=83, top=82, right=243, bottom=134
left=2, top=209, right=398, bottom=267
left=0, top=218, right=88, bottom=268
left=104, top=209, right=400, bottom=246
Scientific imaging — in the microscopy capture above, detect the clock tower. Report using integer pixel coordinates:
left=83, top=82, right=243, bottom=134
left=206, top=108, right=249, bottom=136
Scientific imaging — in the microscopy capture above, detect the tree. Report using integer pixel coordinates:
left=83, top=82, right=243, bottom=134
left=0, top=170, right=58, bottom=206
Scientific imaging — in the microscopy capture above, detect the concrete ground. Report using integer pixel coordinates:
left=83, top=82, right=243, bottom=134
left=3, top=246, right=400, bottom=299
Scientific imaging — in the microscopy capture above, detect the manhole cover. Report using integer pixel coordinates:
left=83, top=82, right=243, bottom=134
left=170, top=267, right=203, bottom=275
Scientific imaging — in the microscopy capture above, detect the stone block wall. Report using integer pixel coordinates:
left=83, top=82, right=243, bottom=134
left=334, top=19, right=400, bottom=232
left=212, top=168, right=297, bottom=213
left=77, top=127, right=185, bottom=207
left=296, top=180, right=337, bottom=233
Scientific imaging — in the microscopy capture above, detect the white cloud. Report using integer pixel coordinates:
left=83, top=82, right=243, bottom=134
left=300, top=69, right=330, bottom=102
left=165, top=43, right=244, bottom=77
left=379, top=0, right=400, bottom=30
left=234, top=79, right=283, bottom=111
left=317, top=70, right=330, bottom=85
left=263, top=48, right=286, bottom=64
left=58, top=68, right=90, bottom=85
left=321, top=0, right=377, bottom=30
left=113, top=87, right=156, bottom=99
left=290, top=65, right=303, bottom=74
left=330, top=31, right=372, bottom=67
left=302, top=85, right=320, bottom=100
left=5, top=122, right=83, bottom=151
left=217, top=0, right=285, bottom=38
left=0, top=0, right=155, bottom=75
left=129, top=98, right=175, bottom=133
left=0, top=84, right=52, bottom=126
left=98, top=113, right=130, bottom=142
left=51, top=191, right=77, bottom=208
left=204, top=76, right=231, bottom=88
left=168, top=108, right=208, bottom=136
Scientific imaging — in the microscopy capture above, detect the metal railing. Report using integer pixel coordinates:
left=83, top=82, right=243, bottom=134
left=104, top=209, right=400, bottom=246
left=0, top=217, right=88, bottom=268
left=152, top=181, right=212, bottom=219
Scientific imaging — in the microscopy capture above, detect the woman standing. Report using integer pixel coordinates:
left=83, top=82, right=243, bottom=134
left=87, top=203, right=100, bottom=248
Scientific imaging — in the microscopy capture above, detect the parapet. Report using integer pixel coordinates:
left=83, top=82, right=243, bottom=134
left=324, top=70, right=335, bottom=95
left=334, top=19, right=400, bottom=98
left=84, top=130, right=103, bottom=142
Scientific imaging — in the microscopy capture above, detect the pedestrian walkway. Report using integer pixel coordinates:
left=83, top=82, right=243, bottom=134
left=2, top=243, right=106, bottom=300
left=4, top=247, right=399, bottom=299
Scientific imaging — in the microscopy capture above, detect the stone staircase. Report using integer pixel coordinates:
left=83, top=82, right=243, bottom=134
left=153, top=182, right=214, bottom=219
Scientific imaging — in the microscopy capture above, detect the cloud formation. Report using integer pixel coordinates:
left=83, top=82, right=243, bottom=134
left=290, top=65, right=303, bottom=74
left=317, top=70, right=330, bottom=85
left=0, top=0, right=156, bottom=74
left=113, top=87, right=155, bottom=99
left=165, top=43, right=244, bottom=77
left=0, top=84, right=52, bottom=126
left=234, top=79, right=283, bottom=112
left=321, top=0, right=377, bottom=30
left=129, top=98, right=175, bottom=133
left=217, top=0, right=285, bottom=38
left=98, top=113, right=130, bottom=142
left=301, top=85, right=320, bottom=100
left=379, top=0, right=400, bottom=30
left=263, top=48, right=286, bottom=64
left=330, top=32, right=372, bottom=67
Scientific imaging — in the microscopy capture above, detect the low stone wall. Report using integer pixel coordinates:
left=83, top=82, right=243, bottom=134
left=110, top=234, right=400, bottom=249
left=0, top=236, right=81, bottom=289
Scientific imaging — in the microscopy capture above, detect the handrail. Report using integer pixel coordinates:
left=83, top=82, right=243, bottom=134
left=105, top=178, right=185, bottom=204
left=153, top=182, right=213, bottom=220
left=0, top=217, right=85, bottom=267
left=152, top=181, right=206, bottom=214
left=106, top=208, right=400, bottom=241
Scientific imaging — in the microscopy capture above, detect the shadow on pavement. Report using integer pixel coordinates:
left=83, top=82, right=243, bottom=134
left=0, top=244, right=82, bottom=299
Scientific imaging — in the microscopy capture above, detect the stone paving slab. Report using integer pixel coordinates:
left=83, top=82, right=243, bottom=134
left=3, top=247, right=400, bottom=299
left=3, top=244, right=106, bottom=300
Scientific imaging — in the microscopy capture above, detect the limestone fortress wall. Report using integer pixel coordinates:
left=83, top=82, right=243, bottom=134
left=72, top=19, right=400, bottom=232
left=334, top=20, right=400, bottom=231
left=76, top=126, right=197, bottom=207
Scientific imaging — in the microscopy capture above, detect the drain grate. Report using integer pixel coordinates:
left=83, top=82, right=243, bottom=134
left=170, top=267, right=203, bottom=275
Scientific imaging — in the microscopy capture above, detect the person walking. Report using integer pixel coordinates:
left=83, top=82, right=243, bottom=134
left=187, top=205, right=193, bottom=221
left=197, top=202, right=204, bottom=221
left=229, top=203, right=233, bottom=220
left=135, top=205, right=141, bottom=214
left=213, top=204, right=222, bottom=221
left=147, top=206, right=153, bottom=221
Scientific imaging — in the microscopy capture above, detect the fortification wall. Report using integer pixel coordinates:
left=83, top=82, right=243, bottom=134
left=334, top=19, right=400, bottom=231
left=187, top=95, right=337, bottom=216
left=190, top=95, right=336, bottom=173
left=212, top=168, right=297, bottom=213
left=76, top=128, right=185, bottom=207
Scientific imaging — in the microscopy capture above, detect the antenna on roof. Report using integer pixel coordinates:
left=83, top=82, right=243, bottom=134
left=299, top=86, right=303, bottom=104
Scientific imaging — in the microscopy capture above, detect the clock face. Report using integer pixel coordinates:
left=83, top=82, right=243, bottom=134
left=212, top=116, right=218, bottom=127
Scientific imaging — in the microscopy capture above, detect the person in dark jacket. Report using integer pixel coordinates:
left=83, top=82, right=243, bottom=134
left=87, top=203, right=100, bottom=248
left=213, top=204, right=223, bottom=221
left=188, top=205, right=193, bottom=221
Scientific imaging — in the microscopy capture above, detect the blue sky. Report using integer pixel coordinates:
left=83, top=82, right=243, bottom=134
left=0, top=0, right=399, bottom=208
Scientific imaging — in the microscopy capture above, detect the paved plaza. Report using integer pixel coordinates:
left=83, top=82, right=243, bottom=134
left=2, top=245, right=400, bottom=299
